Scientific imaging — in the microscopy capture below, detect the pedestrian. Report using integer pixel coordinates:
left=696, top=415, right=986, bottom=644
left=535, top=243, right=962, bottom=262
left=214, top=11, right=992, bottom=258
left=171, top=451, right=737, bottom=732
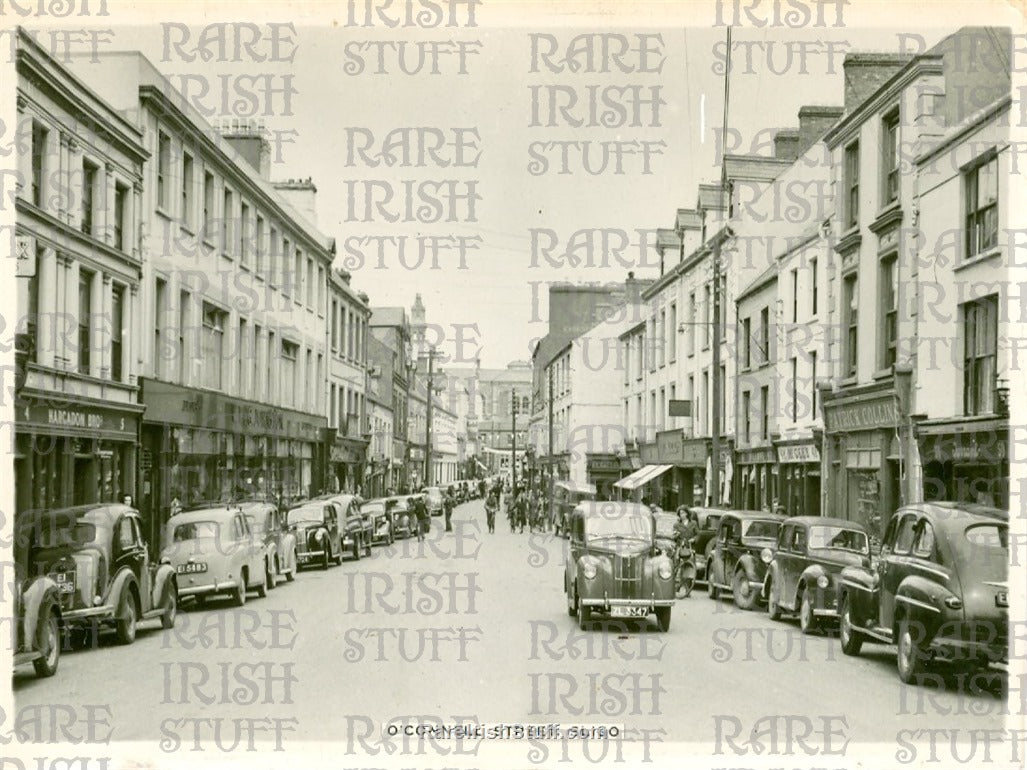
left=484, top=489, right=498, bottom=534
left=414, top=493, right=429, bottom=542
left=444, top=488, right=455, bottom=532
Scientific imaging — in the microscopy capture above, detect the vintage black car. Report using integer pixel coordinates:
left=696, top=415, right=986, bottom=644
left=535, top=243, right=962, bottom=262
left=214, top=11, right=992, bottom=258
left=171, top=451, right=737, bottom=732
left=687, top=507, right=725, bottom=583
left=315, top=494, right=374, bottom=559
left=17, top=505, right=178, bottom=646
left=244, top=502, right=297, bottom=585
left=288, top=501, right=344, bottom=569
left=384, top=496, right=417, bottom=539
left=12, top=525, right=63, bottom=678
left=553, top=480, right=597, bottom=537
left=360, top=498, right=395, bottom=545
left=763, top=516, right=871, bottom=633
left=706, top=510, right=785, bottom=610
left=836, top=503, right=1008, bottom=684
left=563, top=502, right=675, bottom=632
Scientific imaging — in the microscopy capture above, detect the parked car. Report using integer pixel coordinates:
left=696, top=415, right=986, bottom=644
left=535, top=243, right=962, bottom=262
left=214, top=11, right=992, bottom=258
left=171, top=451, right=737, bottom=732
left=162, top=505, right=267, bottom=606
left=16, top=505, right=178, bottom=647
left=287, top=501, right=344, bottom=569
left=687, top=507, right=725, bottom=583
left=564, top=502, right=675, bottom=632
left=424, top=487, right=445, bottom=517
left=243, top=502, right=297, bottom=586
left=12, top=523, right=63, bottom=677
left=706, top=510, right=785, bottom=610
left=360, top=498, right=395, bottom=545
left=553, top=480, right=597, bottom=536
left=763, top=516, right=871, bottom=633
left=836, top=503, right=1008, bottom=684
left=317, top=494, right=374, bottom=559
left=385, top=496, right=417, bottom=539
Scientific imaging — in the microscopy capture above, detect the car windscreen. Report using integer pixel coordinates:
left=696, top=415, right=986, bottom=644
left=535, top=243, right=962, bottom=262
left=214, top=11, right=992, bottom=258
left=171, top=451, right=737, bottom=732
left=585, top=512, right=653, bottom=542
left=654, top=516, right=677, bottom=538
left=245, top=514, right=267, bottom=534
left=26, top=517, right=98, bottom=549
left=361, top=502, right=385, bottom=515
left=287, top=507, right=323, bottom=526
left=742, top=519, right=781, bottom=541
left=173, top=521, right=219, bottom=541
left=809, top=525, right=869, bottom=554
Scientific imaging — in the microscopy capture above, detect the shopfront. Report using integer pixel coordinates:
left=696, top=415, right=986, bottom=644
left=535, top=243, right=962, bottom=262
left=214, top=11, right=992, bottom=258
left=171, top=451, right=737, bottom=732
left=139, top=379, right=327, bottom=549
left=681, top=437, right=708, bottom=506
left=14, top=392, right=143, bottom=516
left=586, top=453, right=620, bottom=501
left=735, top=446, right=776, bottom=511
left=409, top=445, right=424, bottom=490
left=917, top=417, right=1009, bottom=509
left=777, top=439, right=822, bottom=517
left=331, top=438, right=367, bottom=494
left=822, top=385, right=903, bottom=542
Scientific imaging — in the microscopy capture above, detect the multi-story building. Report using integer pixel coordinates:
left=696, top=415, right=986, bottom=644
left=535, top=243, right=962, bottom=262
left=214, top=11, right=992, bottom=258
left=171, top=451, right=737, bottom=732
left=14, top=31, right=148, bottom=516
left=912, top=85, right=1011, bottom=508
left=820, top=28, right=1011, bottom=538
left=326, top=266, right=371, bottom=492
left=365, top=334, right=396, bottom=497
left=66, top=52, right=333, bottom=542
left=370, top=306, right=412, bottom=492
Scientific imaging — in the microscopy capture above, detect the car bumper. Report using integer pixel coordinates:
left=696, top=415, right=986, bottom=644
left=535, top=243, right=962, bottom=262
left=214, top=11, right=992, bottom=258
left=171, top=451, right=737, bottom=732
left=177, top=580, right=239, bottom=598
left=580, top=598, right=675, bottom=609
left=62, top=605, right=115, bottom=623
left=930, top=636, right=1007, bottom=664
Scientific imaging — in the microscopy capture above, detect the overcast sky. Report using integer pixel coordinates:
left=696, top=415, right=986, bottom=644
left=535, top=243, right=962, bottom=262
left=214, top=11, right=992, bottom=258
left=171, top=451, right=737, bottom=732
left=59, top=3, right=1018, bottom=368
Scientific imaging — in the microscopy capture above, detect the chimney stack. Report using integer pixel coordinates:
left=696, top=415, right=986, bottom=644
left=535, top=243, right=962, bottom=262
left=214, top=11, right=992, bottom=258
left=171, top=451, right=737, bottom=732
left=796, top=105, right=845, bottom=156
left=773, top=129, right=801, bottom=161
left=273, top=177, right=318, bottom=227
left=841, top=53, right=913, bottom=112
left=218, top=118, right=271, bottom=179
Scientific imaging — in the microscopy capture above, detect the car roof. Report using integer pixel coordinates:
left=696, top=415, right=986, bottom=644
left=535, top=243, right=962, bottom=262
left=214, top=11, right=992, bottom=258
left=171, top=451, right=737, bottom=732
left=784, top=516, right=865, bottom=529
left=718, top=510, right=787, bottom=521
left=900, top=502, right=1009, bottom=528
left=573, top=501, right=652, bottom=517
left=167, top=507, right=243, bottom=524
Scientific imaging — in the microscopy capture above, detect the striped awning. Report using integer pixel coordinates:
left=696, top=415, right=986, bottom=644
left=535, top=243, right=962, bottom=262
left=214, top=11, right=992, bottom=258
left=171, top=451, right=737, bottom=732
left=613, top=464, right=673, bottom=491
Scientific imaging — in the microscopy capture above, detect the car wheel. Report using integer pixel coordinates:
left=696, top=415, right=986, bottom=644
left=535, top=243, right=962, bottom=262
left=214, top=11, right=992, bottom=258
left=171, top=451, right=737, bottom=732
left=897, top=618, right=930, bottom=684
left=352, top=538, right=361, bottom=562
left=733, top=570, right=758, bottom=611
left=566, top=582, right=577, bottom=617
left=335, top=541, right=345, bottom=566
left=839, top=596, right=864, bottom=657
left=767, top=577, right=783, bottom=621
left=321, top=547, right=331, bottom=570
left=655, top=606, right=672, bottom=632
left=256, top=564, right=269, bottom=598
left=707, top=572, right=720, bottom=600
left=160, top=585, right=178, bottom=630
left=798, top=589, right=819, bottom=634
left=115, top=590, right=138, bottom=645
left=388, top=527, right=395, bottom=546
left=232, top=572, right=248, bottom=607
left=365, top=535, right=373, bottom=557
left=33, top=607, right=60, bottom=678
left=576, top=599, right=592, bottom=631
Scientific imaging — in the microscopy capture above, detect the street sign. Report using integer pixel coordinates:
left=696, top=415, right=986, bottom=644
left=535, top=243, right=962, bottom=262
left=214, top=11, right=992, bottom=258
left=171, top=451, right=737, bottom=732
left=668, top=399, right=691, bottom=417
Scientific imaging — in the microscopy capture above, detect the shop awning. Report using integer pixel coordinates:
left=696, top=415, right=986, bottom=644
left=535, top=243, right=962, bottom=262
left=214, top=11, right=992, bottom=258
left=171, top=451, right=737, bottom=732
left=555, top=479, right=597, bottom=495
left=613, top=464, right=673, bottom=491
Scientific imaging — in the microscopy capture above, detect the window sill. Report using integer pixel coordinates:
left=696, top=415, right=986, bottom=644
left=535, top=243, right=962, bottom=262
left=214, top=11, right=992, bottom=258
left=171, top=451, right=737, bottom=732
left=155, top=207, right=173, bottom=222
left=954, top=246, right=1001, bottom=273
left=838, top=376, right=857, bottom=388
left=873, top=368, right=894, bottom=381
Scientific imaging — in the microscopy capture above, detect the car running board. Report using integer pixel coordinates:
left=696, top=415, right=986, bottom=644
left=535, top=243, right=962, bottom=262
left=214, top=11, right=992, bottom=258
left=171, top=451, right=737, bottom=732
left=852, top=623, right=893, bottom=643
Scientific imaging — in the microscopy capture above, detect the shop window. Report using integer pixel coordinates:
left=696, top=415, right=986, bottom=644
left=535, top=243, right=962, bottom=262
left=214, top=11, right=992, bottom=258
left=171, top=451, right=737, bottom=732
left=963, top=295, right=997, bottom=416
left=965, top=154, right=998, bottom=258
left=879, top=255, right=898, bottom=369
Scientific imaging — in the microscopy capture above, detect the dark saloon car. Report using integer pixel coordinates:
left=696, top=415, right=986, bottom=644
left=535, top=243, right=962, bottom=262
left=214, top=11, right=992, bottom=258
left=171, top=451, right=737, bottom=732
left=384, top=496, right=417, bottom=539
left=706, top=510, right=785, bottom=610
left=17, top=505, right=178, bottom=646
left=288, top=501, right=343, bottom=569
left=836, top=503, right=1008, bottom=684
left=315, top=494, right=374, bottom=560
left=360, top=498, right=395, bottom=545
left=687, top=507, right=725, bottom=583
left=564, top=502, right=675, bottom=632
left=763, top=517, right=871, bottom=633
left=425, top=487, right=445, bottom=517
left=244, top=502, right=297, bottom=585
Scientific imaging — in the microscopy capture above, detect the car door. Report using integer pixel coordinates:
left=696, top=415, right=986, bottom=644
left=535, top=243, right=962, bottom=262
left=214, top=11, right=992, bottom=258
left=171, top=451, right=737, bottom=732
left=326, top=504, right=341, bottom=553
left=129, top=516, right=153, bottom=610
left=786, top=525, right=809, bottom=607
left=722, top=517, right=742, bottom=582
left=879, top=510, right=917, bottom=629
left=114, top=514, right=146, bottom=589
left=773, top=524, right=794, bottom=606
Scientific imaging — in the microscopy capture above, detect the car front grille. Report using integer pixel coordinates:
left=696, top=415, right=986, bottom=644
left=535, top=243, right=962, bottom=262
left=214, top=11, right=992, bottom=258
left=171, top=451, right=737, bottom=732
left=613, top=554, right=644, bottom=599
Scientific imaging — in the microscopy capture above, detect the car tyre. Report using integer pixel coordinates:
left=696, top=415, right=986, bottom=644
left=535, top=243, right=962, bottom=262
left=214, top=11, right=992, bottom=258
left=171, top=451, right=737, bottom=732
left=364, top=535, right=373, bottom=557
left=733, top=570, right=758, bottom=611
left=321, top=546, right=331, bottom=571
left=707, top=573, right=720, bottom=600
left=897, top=618, right=930, bottom=684
left=655, top=606, right=671, bottom=632
left=115, top=590, right=138, bottom=645
left=767, top=577, right=783, bottom=621
left=576, top=599, right=592, bottom=631
left=566, top=581, right=577, bottom=617
left=33, top=606, right=60, bottom=678
left=160, top=585, right=178, bottom=630
left=232, top=572, right=247, bottom=607
left=798, top=589, right=819, bottom=635
left=351, top=538, right=361, bottom=562
left=256, top=564, right=269, bottom=598
left=839, top=596, right=864, bottom=657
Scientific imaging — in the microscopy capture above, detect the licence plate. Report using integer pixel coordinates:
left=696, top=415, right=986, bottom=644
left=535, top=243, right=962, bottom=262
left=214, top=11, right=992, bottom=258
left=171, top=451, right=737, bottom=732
left=54, top=572, right=75, bottom=594
left=610, top=606, right=647, bottom=618
left=177, top=562, right=207, bottom=574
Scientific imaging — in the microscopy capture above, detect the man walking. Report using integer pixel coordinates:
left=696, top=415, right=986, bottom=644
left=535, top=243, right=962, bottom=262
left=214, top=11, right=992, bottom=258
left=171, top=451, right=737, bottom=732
left=414, top=492, right=429, bottom=542
left=444, top=487, right=455, bottom=532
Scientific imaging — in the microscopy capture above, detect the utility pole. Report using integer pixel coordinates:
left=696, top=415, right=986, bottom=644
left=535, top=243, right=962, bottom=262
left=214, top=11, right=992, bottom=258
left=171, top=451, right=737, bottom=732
left=511, top=391, right=518, bottom=492
left=710, top=25, right=732, bottom=508
left=424, top=347, right=435, bottom=487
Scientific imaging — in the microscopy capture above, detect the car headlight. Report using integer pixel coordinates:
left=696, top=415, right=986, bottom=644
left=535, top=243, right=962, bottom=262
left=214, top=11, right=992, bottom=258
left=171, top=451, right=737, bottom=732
left=315, top=530, right=326, bottom=541
left=658, top=561, right=673, bottom=580
left=760, top=548, right=773, bottom=564
left=581, top=560, right=598, bottom=580
left=817, top=574, right=830, bottom=589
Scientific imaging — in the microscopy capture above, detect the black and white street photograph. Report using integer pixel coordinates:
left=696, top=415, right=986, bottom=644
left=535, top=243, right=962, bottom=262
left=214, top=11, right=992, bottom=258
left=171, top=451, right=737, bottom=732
left=2, top=2, right=1025, bottom=769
